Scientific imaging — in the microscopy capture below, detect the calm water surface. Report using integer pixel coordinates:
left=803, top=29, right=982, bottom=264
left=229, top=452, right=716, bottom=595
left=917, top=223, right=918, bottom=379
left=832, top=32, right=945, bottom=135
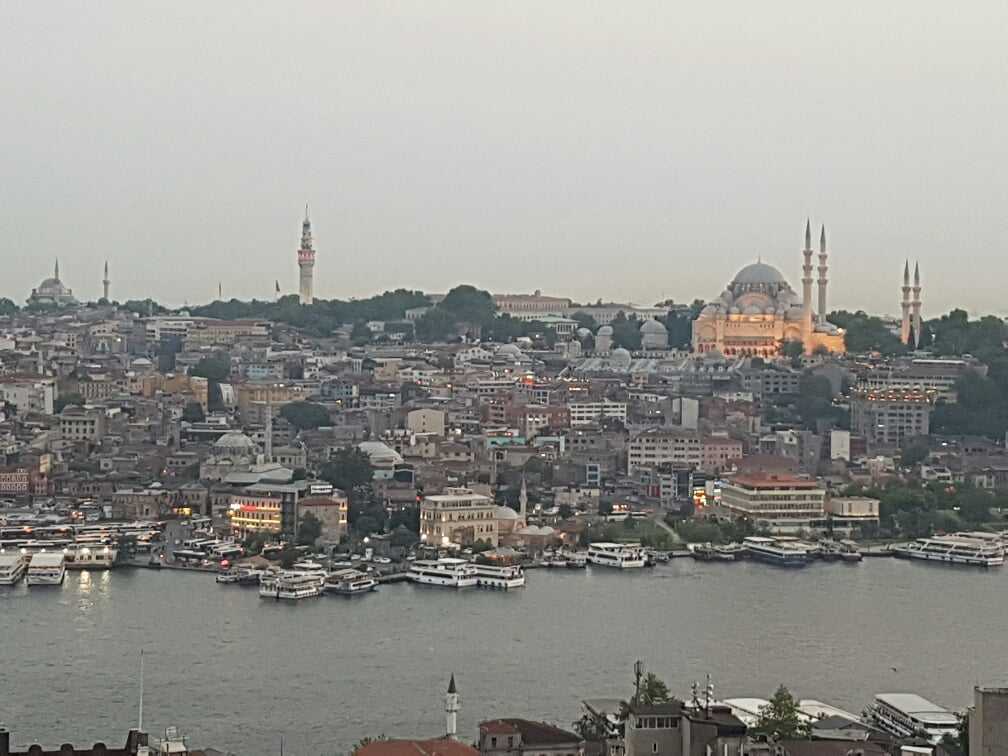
left=2, top=559, right=1006, bottom=755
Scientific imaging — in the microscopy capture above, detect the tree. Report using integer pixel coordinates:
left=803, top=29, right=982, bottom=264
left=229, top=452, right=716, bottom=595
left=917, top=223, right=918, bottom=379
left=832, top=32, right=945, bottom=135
left=471, top=539, right=493, bottom=554
left=638, top=672, right=671, bottom=705
left=828, top=310, right=906, bottom=355
left=297, top=512, right=323, bottom=545
left=779, top=339, right=804, bottom=361
left=279, top=401, right=331, bottom=431
left=415, top=307, right=458, bottom=342
left=279, top=541, right=298, bottom=569
left=321, top=447, right=375, bottom=500
left=54, top=393, right=85, bottom=413
left=572, top=711, right=612, bottom=742
left=753, top=685, right=811, bottom=741
left=390, top=526, right=417, bottom=549
left=439, top=284, right=497, bottom=326
left=0, top=297, right=18, bottom=316
left=350, top=320, right=372, bottom=345
left=181, top=402, right=205, bottom=423
left=354, top=515, right=380, bottom=536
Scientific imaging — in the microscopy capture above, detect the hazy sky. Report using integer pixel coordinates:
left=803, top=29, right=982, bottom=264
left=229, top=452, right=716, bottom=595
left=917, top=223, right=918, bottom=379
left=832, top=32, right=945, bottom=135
left=3, top=2, right=1006, bottom=316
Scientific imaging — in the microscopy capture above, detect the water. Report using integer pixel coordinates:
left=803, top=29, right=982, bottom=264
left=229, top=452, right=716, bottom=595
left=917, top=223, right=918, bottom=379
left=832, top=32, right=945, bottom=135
left=2, top=559, right=1006, bottom=754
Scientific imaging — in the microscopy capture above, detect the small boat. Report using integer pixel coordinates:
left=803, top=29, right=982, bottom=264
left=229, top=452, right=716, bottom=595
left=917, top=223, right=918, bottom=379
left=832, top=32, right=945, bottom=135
left=690, top=543, right=737, bottom=562
left=323, top=569, right=378, bottom=595
left=215, top=567, right=241, bottom=584
left=838, top=540, right=863, bottom=562
left=237, top=567, right=265, bottom=585
left=564, top=551, right=587, bottom=569
left=818, top=539, right=841, bottom=561
left=259, top=571, right=323, bottom=600
left=473, top=563, right=525, bottom=589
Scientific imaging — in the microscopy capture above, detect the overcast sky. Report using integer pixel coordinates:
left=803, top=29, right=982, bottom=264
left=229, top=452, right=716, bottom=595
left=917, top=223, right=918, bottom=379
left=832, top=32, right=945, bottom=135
left=3, top=2, right=1006, bottom=316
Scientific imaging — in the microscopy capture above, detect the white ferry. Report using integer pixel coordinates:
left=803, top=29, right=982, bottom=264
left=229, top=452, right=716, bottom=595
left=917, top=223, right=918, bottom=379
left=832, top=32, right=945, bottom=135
left=864, top=693, right=959, bottom=744
left=586, top=542, right=646, bottom=569
left=64, top=545, right=117, bottom=570
left=473, top=563, right=525, bottom=589
left=893, top=532, right=1004, bottom=567
left=742, top=536, right=809, bottom=567
left=323, top=570, right=379, bottom=595
left=407, top=558, right=478, bottom=588
left=0, top=552, right=27, bottom=585
left=26, top=552, right=66, bottom=586
left=259, top=572, right=323, bottom=600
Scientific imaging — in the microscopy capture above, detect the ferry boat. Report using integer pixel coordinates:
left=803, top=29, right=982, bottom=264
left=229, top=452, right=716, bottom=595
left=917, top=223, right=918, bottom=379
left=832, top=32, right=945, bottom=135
left=864, top=693, right=959, bottom=744
left=215, top=567, right=241, bottom=584
left=586, top=542, right=646, bottom=569
left=407, top=558, right=478, bottom=588
left=565, top=551, right=587, bottom=569
left=259, top=571, right=323, bottom=600
left=473, top=563, right=525, bottom=589
left=323, top=569, right=378, bottom=595
left=64, top=545, right=117, bottom=570
left=893, top=532, right=1004, bottom=567
left=742, top=536, right=809, bottom=567
left=690, top=543, right=739, bottom=562
left=26, top=552, right=66, bottom=585
left=0, top=552, right=27, bottom=585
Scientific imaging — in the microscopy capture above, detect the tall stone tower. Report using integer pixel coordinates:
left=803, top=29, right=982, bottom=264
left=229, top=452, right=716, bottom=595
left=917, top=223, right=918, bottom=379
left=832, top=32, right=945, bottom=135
left=801, top=219, right=814, bottom=348
left=912, top=262, right=923, bottom=350
left=297, top=207, right=316, bottom=305
left=445, top=674, right=459, bottom=740
left=102, top=261, right=110, bottom=302
left=900, top=260, right=912, bottom=345
left=816, top=225, right=828, bottom=324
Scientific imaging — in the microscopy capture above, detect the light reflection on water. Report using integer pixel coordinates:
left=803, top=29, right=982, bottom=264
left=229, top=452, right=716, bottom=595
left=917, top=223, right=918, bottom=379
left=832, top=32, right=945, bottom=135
left=2, top=561, right=1008, bottom=755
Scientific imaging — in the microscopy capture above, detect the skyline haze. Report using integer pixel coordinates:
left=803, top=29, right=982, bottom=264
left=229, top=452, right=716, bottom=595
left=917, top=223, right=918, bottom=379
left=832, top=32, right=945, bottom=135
left=3, top=2, right=1006, bottom=316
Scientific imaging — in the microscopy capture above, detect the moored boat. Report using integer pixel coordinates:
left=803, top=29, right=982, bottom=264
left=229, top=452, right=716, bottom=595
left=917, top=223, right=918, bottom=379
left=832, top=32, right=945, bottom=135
left=586, top=542, right=646, bottom=569
left=864, top=693, right=958, bottom=744
left=892, top=532, right=1004, bottom=567
left=473, top=563, right=525, bottom=589
left=64, top=544, right=117, bottom=570
left=26, top=552, right=66, bottom=585
left=407, top=558, right=478, bottom=588
left=0, top=552, right=27, bottom=585
left=323, top=569, right=378, bottom=595
left=742, top=536, right=809, bottom=567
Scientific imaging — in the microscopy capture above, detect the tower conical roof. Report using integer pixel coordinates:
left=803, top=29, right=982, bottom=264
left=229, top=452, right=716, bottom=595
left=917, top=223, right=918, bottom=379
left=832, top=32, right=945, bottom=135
left=447, top=674, right=457, bottom=694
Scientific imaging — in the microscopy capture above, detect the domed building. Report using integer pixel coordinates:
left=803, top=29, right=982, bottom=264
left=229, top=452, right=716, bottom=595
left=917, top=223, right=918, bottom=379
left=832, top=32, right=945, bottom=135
left=199, top=431, right=261, bottom=481
left=639, top=318, right=669, bottom=350
left=595, top=325, right=614, bottom=353
left=692, top=223, right=845, bottom=357
left=28, top=261, right=78, bottom=308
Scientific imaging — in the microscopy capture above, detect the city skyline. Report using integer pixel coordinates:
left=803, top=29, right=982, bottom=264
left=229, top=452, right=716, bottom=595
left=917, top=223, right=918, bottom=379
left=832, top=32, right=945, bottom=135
left=3, top=2, right=1007, bottom=315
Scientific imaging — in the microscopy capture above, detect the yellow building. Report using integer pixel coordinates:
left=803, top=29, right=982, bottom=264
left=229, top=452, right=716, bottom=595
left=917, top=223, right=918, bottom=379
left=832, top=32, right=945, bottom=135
left=692, top=222, right=845, bottom=357
left=420, top=487, right=499, bottom=547
left=297, top=494, right=349, bottom=542
left=227, top=494, right=282, bottom=538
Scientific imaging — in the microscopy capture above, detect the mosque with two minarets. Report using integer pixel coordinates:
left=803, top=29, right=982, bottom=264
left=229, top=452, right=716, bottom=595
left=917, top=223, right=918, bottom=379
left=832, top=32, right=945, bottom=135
left=691, top=221, right=846, bottom=358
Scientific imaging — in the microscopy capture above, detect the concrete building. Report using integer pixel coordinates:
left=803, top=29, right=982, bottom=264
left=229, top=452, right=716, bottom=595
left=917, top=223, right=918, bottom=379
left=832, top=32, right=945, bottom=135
left=227, top=494, right=283, bottom=538
left=492, top=291, right=572, bottom=321
left=420, top=487, right=498, bottom=547
left=623, top=701, right=746, bottom=756
left=296, top=494, right=349, bottom=541
left=407, top=408, right=446, bottom=436
left=568, top=401, right=628, bottom=427
left=627, top=429, right=701, bottom=474
left=719, top=472, right=826, bottom=533
left=59, top=405, right=107, bottom=443
left=825, top=496, right=880, bottom=534
left=970, top=686, right=1008, bottom=755
left=0, top=375, right=57, bottom=415
left=478, top=719, right=583, bottom=756
left=849, top=386, right=935, bottom=447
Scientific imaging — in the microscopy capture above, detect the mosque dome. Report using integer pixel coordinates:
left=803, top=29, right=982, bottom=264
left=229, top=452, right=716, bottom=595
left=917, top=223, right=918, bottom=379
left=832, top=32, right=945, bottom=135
left=611, top=347, right=632, bottom=368
left=214, top=431, right=256, bottom=452
left=732, top=262, right=788, bottom=286
left=495, top=343, right=522, bottom=357
left=575, top=327, right=592, bottom=339
left=597, top=325, right=614, bottom=336
left=639, top=319, right=667, bottom=334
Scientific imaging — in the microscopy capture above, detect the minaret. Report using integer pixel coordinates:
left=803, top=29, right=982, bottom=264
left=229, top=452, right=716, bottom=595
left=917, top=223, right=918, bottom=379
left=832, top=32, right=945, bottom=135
left=297, top=206, right=316, bottom=305
left=801, top=219, right=814, bottom=347
left=54, top=259, right=60, bottom=281
left=816, top=225, right=828, bottom=323
left=519, top=475, right=528, bottom=525
left=912, top=262, right=923, bottom=350
left=445, top=674, right=459, bottom=740
left=900, top=260, right=911, bottom=345
left=102, top=261, right=110, bottom=301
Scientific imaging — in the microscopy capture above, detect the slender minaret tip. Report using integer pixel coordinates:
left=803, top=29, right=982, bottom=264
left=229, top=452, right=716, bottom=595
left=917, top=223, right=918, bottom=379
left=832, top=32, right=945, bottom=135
left=805, top=219, right=811, bottom=248
left=448, top=674, right=456, bottom=694
left=820, top=224, right=826, bottom=251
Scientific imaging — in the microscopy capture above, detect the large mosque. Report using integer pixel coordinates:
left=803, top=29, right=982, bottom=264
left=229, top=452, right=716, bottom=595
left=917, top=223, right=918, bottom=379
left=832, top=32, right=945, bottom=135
left=692, top=222, right=846, bottom=358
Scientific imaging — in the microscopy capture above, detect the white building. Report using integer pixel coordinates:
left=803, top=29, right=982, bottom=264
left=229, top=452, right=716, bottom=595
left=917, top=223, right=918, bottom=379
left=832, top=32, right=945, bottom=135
left=719, top=472, right=826, bottom=533
left=627, top=429, right=701, bottom=474
left=0, top=375, right=56, bottom=415
left=420, top=487, right=499, bottom=547
left=568, top=400, right=628, bottom=427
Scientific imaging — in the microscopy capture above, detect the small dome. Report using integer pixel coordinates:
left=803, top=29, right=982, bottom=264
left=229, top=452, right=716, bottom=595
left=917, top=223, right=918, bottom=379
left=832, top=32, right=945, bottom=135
left=742, top=305, right=763, bottom=315
left=38, top=277, right=62, bottom=289
left=597, top=325, right=614, bottom=336
left=728, top=306, right=741, bottom=314
left=611, top=347, right=632, bottom=367
left=732, top=262, right=788, bottom=286
left=764, top=307, right=776, bottom=314
left=575, top=327, right=591, bottom=339
left=496, top=506, right=521, bottom=521
left=640, top=319, right=667, bottom=334
left=705, top=349, right=726, bottom=362
left=496, top=343, right=522, bottom=356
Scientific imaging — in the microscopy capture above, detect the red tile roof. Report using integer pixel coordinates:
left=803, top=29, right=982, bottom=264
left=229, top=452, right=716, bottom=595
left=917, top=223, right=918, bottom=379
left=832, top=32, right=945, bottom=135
left=354, top=738, right=479, bottom=756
